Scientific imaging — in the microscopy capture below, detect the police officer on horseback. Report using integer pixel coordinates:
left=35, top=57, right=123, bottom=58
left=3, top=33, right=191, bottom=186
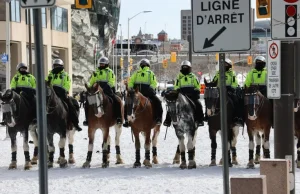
left=123, top=58, right=163, bottom=127
left=163, top=60, right=204, bottom=127
left=208, top=58, right=243, bottom=127
left=84, top=56, right=122, bottom=125
left=46, top=59, right=82, bottom=131
left=244, top=56, right=267, bottom=97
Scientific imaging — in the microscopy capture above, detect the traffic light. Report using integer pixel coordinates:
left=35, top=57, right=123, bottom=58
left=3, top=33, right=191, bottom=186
left=162, top=59, right=168, bottom=68
left=285, top=4, right=297, bottom=37
left=247, top=56, right=252, bottom=65
left=256, top=0, right=271, bottom=19
left=75, top=0, right=92, bottom=9
left=170, top=52, right=176, bottom=63
left=215, top=53, right=219, bottom=61
left=120, top=58, right=123, bottom=68
left=129, top=65, right=133, bottom=71
left=130, top=58, right=133, bottom=65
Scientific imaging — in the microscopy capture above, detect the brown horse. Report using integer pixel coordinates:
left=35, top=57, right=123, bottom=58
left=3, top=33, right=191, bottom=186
left=244, top=86, right=272, bottom=169
left=82, top=83, right=124, bottom=168
left=125, top=87, right=160, bottom=168
left=293, top=99, right=300, bottom=168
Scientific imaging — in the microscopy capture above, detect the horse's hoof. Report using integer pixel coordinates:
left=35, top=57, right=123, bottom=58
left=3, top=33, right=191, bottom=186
left=82, top=161, right=91, bottom=168
left=247, top=160, right=255, bottom=169
left=48, top=162, right=53, bottom=168
left=254, top=154, right=260, bottom=164
left=8, top=161, right=17, bottom=170
left=188, top=160, right=196, bottom=169
left=59, top=160, right=68, bottom=168
left=232, top=156, right=238, bottom=165
left=152, top=156, right=159, bottom=164
left=143, top=159, right=152, bottom=168
left=180, top=161, right=187, bottom=169
left=133, top=162, right=141, bottom=168
left=24, top=161, right=32, bottom=170
left=219, top=158, right=223, bottom=165
left=209, top=159, right=217, bottom=167
left=115, top=154, right=124, bottom=164
left=173, top=160, right=180, bottom=164
left=102, top=162, right=109, bottom=168
left=31, top=156, right=38, bottom=165
left=56, top=156, right=61, bottom=164
left=68, top=154, right=75, bottom=164
left=173, top=153, right=180, bottom=164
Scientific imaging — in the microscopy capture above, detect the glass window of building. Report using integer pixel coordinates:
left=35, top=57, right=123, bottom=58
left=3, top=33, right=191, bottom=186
left=26, top=8, right=47, bottom=28
left=0, top=1, right=5, bottom=21
left=183, top=16, right=186, bottom=19
left=183, top=20, right=186, bottom=23
left=10, top=0, right=21, bottom=22
left=51, top=7, right=68, bottom=32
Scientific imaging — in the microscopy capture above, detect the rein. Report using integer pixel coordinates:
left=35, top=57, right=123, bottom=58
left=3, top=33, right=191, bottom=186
left=46, top=90, right=59, bottom=115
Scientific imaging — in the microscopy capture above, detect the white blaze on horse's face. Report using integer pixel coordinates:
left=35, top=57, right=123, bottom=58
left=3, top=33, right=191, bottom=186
left=248, top=112, right=257, bottom=120
left=127, top=115, right=134, bottom=122
left=2, top=103, right=16, bottom=127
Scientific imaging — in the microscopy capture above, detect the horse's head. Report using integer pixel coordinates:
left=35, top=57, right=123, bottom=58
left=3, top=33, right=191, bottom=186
left=204, top=78, right=219, bottom=116
left=0, top=89, right=18, bottom=127
left=125, top=87, right=144, bottom=122
left=244, top=86, right=261, bottom=120
left=164, top=89, right=180, bottom=123
left=294, top=99, right=300, bottom=112
left=85, top=82, right=105, bottom=118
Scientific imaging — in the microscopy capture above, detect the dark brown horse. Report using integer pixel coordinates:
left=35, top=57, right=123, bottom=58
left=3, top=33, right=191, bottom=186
left=244, top=86, right=272, bottom=169
left=293, top=99, right=300, bottom=168
left=82, top=83, right=124, bottom=168
left=125, top=87, right=160, bottom=168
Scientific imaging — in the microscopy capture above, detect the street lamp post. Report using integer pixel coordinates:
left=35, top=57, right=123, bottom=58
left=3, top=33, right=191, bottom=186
left=127, top=11, right=152, bottom=77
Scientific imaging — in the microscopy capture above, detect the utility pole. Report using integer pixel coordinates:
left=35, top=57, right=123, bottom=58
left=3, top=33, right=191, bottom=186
left=5, top=0, right=11, bottom=90
left=28, top=9, right=33, bottom=74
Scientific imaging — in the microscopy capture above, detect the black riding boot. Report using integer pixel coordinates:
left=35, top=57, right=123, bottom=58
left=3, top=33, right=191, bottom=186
left=67, top=98, right=82, bottom=131
left=194, top=98, right=204, bottom=127
left=163, top=112, right=171, bottom=127
left=112, top=95, right=122, bottom=124
left=123, top=104, right=129, bottom=128
left=150, top=95, right=163, bottom=125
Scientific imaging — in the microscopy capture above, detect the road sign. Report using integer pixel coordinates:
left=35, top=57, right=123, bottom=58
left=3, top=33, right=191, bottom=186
left=267, top=40, right=281, bottom=99
left=191, top=0, right=251, bottom=53
left=272, top=0, right=300, bottom=39
left=20, top=0, right=56, bottom=8
left=1, top=54, right=8, bottom=63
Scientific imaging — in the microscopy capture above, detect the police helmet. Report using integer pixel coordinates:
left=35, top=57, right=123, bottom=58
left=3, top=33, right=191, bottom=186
left=16, top=63, right=28, bottom=71
left=98, top=57, right=109, bottom=66
left=254, top=56, right=266, bottom=64
left=140, top=59, right=150, bottom=67
left=52, top=59, right=64, bottom=69
left=180, top=60, right=191, bottom=68
left=225, top=58, right=233, bottom=67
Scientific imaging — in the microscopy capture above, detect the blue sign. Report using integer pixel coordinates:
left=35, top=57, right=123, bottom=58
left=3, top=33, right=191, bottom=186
left=1, top=54, right=8, bottom=63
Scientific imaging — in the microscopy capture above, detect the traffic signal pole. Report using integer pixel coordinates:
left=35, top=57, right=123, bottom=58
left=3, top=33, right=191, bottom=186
left=274, top=41, right=295, bottom=194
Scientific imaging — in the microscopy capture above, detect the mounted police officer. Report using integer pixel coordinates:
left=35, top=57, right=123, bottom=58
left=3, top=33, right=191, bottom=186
left=123, top=58, right=163, bottom=127
left=244, top=56, right=267, bottom=97
left=83, top=56, right=122, bottom=126
left=163, top=60, right=204, bottom=127
left=45, top=59, right=82, bottom=131
left=208, top=58, right=243, bottom=127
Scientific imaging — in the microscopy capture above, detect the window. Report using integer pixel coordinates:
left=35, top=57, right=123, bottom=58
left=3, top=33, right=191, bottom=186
left=188, top=27, right=191, bottom=30
left=26, top=8, right=47, bottom=28
left=51, top=7, right=68, bottom=32
left=10, top=0, right=21, bottom=22
left=183, top=27, right=186, bottom=30
left=188, top=24, right=191, bottom=27
left=183, top=16, right=186, bottom=19
left=0, top=1, right=5, bottom=21
left=188, top=16, right=191, bottom=19
left=183, top=31, right=186, bottom=35
left=183, top=20, right=186, bottom=23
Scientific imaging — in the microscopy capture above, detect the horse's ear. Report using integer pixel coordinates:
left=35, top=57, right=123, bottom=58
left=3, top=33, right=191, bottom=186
left=134, top=87, right=139, bottom=93
left=204, top=78, right=207, bottom=85
left=84, top=83, right=89, bottom=90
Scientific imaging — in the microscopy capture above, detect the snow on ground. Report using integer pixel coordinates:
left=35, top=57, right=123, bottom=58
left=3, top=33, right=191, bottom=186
left=0, top=101, right=299, bottom=194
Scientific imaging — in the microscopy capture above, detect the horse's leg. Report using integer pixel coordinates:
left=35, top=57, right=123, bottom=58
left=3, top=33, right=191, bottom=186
left=219, top=130, right=232, bottom=167
left=297, top=137, right=300, bottom=168
left=178, top=136, right=187, bottom=169
left=173, top=145, right=181, bottom=164
left=231, top=126, right=239, bottom=165
left=67, top=128, right=76, bottom=164
left=209, top=129, right=217, bottom=166
left=107, top=134, right=111, bottom=161
left=187, top=130, right=197, bottom=169
left=254, top=132, right=262, bottom=164
left=247, top=131, right=255, bottom=169
left=47, top=134, right=55, bottom=168
left=152, top=125, right=160, bottom=164
left=262, top=130, right=271, bottom=159
left=58, top=133, right=68, bottom=168
left=114, top=124, right=124, bottom=164
left=143, top=130, right=152, bottom=168
left=8, top=132, right=17, bottom=169
left=22, top=130, right=32, bottom=170
left=101, top=128, right=110, bottom=168
left=82, top=128, right=96, bottom=168
left=29, top=124, right=38, bottom=165
left=133, top=130, right=141, bottom=168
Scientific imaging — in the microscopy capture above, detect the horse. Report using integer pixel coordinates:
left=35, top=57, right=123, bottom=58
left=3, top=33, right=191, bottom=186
left=244, top=86, right=272, bottom=169
left=164, top=90, right=198, bottom=169
left=82, top=82, right=124, bottom=168
left=293, top=99, right=300, bottom=168
left=203, top=79, right=239, bottom=167
left=125, top=87, right=160, bottom=168
left=0, top=89, right=36, bottom=170
left=31, top=81, right=77, bottom=168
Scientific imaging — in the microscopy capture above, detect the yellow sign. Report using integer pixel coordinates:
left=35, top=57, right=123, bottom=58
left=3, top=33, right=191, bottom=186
left=170, top=52, right=177, bottom=63
left=75, top=0, right=92, bottom=9
left=247, top=56, right=253, bottom=65
left=215, top=53, right=219, bottom=61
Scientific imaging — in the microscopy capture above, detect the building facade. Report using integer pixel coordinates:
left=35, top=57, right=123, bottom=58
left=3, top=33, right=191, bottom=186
left=180, top=10, right=192, bottom=40
left=0, top=0, right=73, bottom=93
